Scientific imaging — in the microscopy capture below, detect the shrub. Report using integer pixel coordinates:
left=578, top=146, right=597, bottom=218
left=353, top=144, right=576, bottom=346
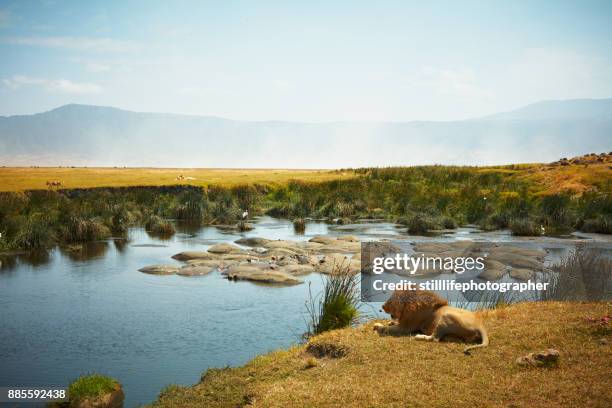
left=509, top=218, right=542, bottom=236
left=145, top=215, right=176, bottom=236
left=441, top=216, right=458, bottom=229
left=12, top=213, right=56, bottom=249
left=68, top=374, right=118, bottom=402
left=542, top=244, right=612, bottom=301
left=293, top=218, right=306, bottom=233
left=580, top=216, right=612, bottom=234
left=305, top=266, right=359, bottom=337
left=404, top=214, right=435, bottom=234
left=62, top=217, right=111, bottom=243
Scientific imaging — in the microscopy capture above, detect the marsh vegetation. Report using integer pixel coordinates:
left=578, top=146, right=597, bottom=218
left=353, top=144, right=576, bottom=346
left=0, top=163, right=610, bottom=251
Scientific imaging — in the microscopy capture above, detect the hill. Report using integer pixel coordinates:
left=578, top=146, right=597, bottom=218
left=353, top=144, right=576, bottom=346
left=1, top=98, right=611, bottom=168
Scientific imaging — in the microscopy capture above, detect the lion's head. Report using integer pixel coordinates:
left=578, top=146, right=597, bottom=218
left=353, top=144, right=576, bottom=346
left=382, top=289, right=448, bottom=323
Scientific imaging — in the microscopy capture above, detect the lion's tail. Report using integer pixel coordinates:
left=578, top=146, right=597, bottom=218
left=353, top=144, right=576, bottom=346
left=463, top=326, right=489, bottom=355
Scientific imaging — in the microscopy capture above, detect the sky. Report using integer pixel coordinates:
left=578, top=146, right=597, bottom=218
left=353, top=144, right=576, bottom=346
left=1, top=0, right=611, bottom=121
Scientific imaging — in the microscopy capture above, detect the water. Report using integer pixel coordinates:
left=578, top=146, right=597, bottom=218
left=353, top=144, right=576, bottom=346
left=0, top=217, right=610, bottom=406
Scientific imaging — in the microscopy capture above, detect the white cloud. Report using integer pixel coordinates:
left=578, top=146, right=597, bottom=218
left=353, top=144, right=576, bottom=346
left=419, top=66, right=494, bottom=99
left=2, top=36, right=139, bottom=52
left=2, top=75, right=102, bottom=94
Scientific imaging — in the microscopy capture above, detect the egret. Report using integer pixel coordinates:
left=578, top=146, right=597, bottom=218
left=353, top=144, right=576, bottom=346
left=242, top=210, right=249, bottom=220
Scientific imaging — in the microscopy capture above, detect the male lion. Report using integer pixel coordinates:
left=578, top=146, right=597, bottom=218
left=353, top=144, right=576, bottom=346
left=373, top=289, right=489, bottom=354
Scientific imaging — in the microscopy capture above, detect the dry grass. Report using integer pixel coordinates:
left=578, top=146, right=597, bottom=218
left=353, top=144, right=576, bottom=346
left=150, top=301, right=611, bottom=408
left=517, top=162, right=612, bottom=195
left=0, top=167, right=355, bottom=191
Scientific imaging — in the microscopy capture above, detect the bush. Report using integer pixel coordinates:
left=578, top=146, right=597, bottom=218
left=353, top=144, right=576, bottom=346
left=441, top=216, right=458, bottom=229
left=542, top=244, right=612, bottom=301
left=404, top=214, right=435, bottom=235
left=62, top=217, right=111, bottom=243
left=293, top=218, right=306, bottom=233
left=305, top=266, right=359, bottom=337
left=509, top=218, right=542, bottom=236
left=12, top=213, right=56, bottom=249
left=145, top=215, right=176, bottom=236
left=580, top=216, right=612, bottom=234
left=68, top=374, right=118, bottom=402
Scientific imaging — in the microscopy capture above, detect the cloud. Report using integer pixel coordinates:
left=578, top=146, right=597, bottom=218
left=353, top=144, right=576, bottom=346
left=2, top=75, right=103, bottom=94
left=420, top=66, right=494, bottom=99
left=2, top=36, right=139, bottom=52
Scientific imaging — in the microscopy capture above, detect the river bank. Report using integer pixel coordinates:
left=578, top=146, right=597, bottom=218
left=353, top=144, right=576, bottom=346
left=149, top=301, right=611, bottom=408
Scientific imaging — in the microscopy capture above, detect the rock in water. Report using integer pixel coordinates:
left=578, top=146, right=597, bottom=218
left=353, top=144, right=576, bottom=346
left=207, top=243, right=244, bottom=254
left=177, top=265, right=214, bottom=276
left=235, top=237, right=272, bottom=246
left=138, top=264, right=180, bottom=275
left=172, top=251, right=219, bottom=261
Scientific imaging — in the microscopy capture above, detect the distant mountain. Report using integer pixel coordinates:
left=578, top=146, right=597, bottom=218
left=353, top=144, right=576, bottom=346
left=0, top=98, right=610, bottom=168
left=484, top=98, right=612, bottom=120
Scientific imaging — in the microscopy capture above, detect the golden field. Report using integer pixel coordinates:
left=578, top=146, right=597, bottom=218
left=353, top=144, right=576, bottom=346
left=0, top=167, right=355, bottom=191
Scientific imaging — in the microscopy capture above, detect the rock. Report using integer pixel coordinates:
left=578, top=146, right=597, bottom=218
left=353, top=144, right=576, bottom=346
left=219, top=253, right=259, bottom=262
left=172, top=251, right=219, bottom=261
left=138, top=264, right=179, bottom=275
left=279, top=264, right=315, bottom=276
left=186, top=259, right=233, bottom=269
left=509, top=268, right=535, bottom=281
left=177, top=265, right=214, bottom=276
left=236, top=222, right=254, bottom=231
left=478, top=260, right=507, bottom=281
left=309, top=235, right=337, bottom=245
left=235, top=237, right=272, bottom=247
left=337, top=235, right=359, bottom=242
left=266, top=247, right=304, bottom=257
left=275, top=256, right=299, bottom=266
left=488, top=248, right=545, bottom=271
left=226, top=264, right=302, bottom=285
left=516, top=349, right=560, bottom=367
left=71, top=382, right=124, bottom=408
left=207, top=243, right=244, bottom=254
left=301, top=242, right=325, bottom=251
left=318, top=241, right=360, bottom=254
left=316, top=253, right=361, bottom=274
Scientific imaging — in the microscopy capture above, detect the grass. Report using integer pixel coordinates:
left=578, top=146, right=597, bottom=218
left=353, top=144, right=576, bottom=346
left=68, top=374, right=118, bottom=401
left=305, top=266, right=360, bottom=337
left=149, top=301, right=611, bottom=408
left=0, top=167, right=355, bottom=191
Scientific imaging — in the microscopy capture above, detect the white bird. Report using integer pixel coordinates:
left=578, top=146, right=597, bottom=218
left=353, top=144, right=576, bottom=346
left=242, top=210, right=249, bottom=220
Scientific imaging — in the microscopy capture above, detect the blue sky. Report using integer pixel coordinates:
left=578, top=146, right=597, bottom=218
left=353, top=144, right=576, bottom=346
left=1, top=0, right=611, bottom=120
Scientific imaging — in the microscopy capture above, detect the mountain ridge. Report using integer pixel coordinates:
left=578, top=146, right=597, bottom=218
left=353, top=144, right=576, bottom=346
left=1, top=98, right=611, bottom=168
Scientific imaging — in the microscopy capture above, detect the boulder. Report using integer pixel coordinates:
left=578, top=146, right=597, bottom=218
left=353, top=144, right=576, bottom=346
left=186, top=259, right=233, bottom=269
left=337, top=235, right=359, bottom=242
left=207, top=243, right=244, bottom=254
left=316, top=253, right=361, bottom=275
left=279, top=264, right=315, bottom=276
left=172, top=251, right=219, bottom=261
left=138, top=264, right=179, bottom=275
left=509, top=268, right=535, bottom=281
left=318, top=241, right=361, bottom=254
left=309, top=235, right=337, bottom=245
left=235, top=237, right=272, bottom=247
left=226, top=264, right=302, bottom=285
left=177, top=265, right=214, bottom=276
left=478, top=260, right=507, bottom=281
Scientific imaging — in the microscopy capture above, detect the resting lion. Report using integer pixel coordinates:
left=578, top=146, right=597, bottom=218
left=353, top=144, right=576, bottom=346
left=373, top=289, right=489, bottom=354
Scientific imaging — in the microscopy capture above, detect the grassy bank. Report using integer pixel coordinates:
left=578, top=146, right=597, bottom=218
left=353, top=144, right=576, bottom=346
left=149, top=301, right=610, bottom=408
left=0, top=158, right=610, bottom=251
